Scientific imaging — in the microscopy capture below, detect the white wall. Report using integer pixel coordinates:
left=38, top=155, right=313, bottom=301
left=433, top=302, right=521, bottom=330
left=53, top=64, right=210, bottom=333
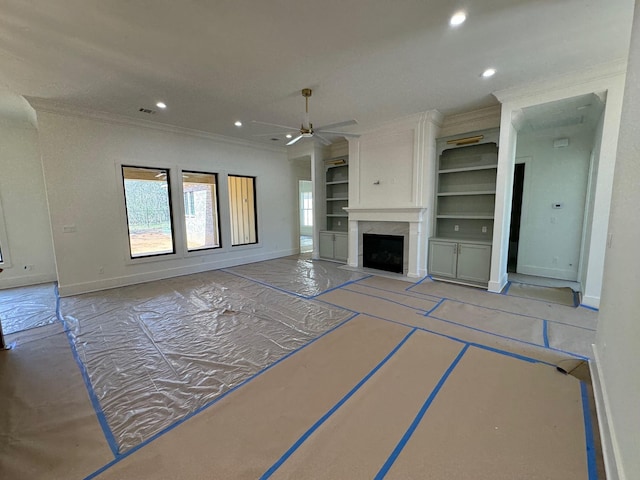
left=34, top=108, right=295, bottom=296
left=515, top=126, right=593, bottom=281
left=0, top=122, right=57, bottom=288
left=594, top=2, right=640, bottom=478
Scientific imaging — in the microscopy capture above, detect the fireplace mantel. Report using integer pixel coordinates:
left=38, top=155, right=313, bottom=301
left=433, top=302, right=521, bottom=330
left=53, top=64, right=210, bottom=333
left=345, top=207, right=428, bottom=278
left=344, top=207, right=427, bottom=223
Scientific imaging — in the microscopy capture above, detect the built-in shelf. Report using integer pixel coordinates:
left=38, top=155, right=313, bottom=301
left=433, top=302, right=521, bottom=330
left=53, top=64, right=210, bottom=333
left=438, top=165, right=498, bottom=174
left=429, top=133, right=499, bottom=287
left=436, top=214, right=495, bottom=219
left=320, top=157, right=349, bottom=259
left=437, top=191, right=496, bottom=197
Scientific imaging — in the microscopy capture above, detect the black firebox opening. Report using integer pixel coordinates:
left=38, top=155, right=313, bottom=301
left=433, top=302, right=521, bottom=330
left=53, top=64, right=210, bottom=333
left=363, top=234, right=403, bottom=274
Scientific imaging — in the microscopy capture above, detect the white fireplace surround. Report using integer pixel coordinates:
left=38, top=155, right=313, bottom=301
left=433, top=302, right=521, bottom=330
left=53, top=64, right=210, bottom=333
left=345, top=207, right=428, bottom=278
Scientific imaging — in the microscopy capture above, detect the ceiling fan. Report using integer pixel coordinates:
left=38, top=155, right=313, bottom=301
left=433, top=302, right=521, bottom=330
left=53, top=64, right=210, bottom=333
left=253, top=88, right=359, bottom=146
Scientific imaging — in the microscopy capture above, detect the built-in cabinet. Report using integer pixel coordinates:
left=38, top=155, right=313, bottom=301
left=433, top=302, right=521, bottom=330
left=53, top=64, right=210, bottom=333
left=428, top=129, right=498, bottom=287
left=319, top=157, right=349, bottom=262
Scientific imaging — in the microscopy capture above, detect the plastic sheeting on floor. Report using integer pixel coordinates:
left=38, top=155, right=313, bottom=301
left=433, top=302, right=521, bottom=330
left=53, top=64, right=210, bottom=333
left=224, top=255, right=368, bottom=298
left=59, top=270, right=352, bottom=453
left=0, top=283, right=58, bottom=334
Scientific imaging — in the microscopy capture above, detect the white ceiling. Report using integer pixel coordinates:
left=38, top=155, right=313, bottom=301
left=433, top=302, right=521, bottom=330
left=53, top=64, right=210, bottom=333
left=0, top=0, right=634, bottom=144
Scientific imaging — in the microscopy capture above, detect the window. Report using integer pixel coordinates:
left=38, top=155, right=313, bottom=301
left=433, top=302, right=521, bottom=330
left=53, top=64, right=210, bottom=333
left=300, top=190, right=313, bottom=227
left=228, top=175, right=257, bottom=246
left=182, top=171, right=221, bottom=251
left=122, top=166, right=175, bottom=258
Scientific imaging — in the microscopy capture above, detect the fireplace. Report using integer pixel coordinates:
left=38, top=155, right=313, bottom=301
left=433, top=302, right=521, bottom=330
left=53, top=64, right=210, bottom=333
left=363, top=234, right=404, bottom=274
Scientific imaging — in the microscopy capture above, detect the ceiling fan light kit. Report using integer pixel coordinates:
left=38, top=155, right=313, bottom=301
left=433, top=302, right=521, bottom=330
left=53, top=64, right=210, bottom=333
left=252, top=88, right=359, bottom=146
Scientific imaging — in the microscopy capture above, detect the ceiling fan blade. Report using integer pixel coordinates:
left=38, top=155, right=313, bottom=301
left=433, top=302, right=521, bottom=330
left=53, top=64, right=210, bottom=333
left=314, top=133, right=332, bottom=146
left=253, top=132, right=296, bottom=137
left=286, top=135, right=304, bottom=146
left=316, top=119, right=357, bottom=131
left=251, top=120, right=300, bottom=130
left=316, top=130, right=361, bottom=138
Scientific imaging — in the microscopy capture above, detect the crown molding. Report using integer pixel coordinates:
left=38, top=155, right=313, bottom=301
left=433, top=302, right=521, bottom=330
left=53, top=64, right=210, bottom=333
left=493, top=59, right=628, bottom=105
left=26, top=98, right=287, bottom=154
left=439, top=105, right=501, bottom=138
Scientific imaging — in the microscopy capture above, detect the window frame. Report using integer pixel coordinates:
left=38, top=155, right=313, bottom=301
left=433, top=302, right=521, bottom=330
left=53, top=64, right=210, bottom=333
left=121, top=164, right=177, bottom=260
left=227, top=174, right=259, bottom=247
left=181, top=170, right=222, bottom=253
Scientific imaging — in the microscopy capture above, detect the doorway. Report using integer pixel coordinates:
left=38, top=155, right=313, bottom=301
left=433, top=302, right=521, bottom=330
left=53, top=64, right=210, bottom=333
left=299, top=180, right=313, bottom=253
left=508, top=163, right=525, bottom=273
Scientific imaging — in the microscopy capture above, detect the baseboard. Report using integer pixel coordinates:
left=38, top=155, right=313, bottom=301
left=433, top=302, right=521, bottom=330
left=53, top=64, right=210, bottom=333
left=517, top=265, right=577, bottom=281
left=581, top=294, right=601, bottom=310
left=488, top=272, right=508, bottom=293
left=57, top=248, right=298, bottom=296
left=0, top=272, right=57, bottom=289
left=590, top=345, right=624, bottom=480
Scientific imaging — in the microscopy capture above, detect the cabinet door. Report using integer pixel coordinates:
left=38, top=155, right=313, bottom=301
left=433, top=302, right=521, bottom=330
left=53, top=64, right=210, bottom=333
left=333, top=233, right=348, bottom=262
left=456, top=243, right=491, bottom=283
left=428, top=241, right=457, bottom=279
left=319, top=232, right=334, bottom=259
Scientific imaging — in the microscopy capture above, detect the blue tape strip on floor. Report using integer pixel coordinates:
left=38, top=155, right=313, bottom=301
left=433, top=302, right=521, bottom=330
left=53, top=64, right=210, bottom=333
left=425, top=298, right=446, bottom=316
left=543, top=320, right=550, bottom=348
left=580, top=382, right=598, bottom=480
left=404, top=275, right=431, bottom=292
left=54, top=284, right=120, bottom=457
left=309, top=275, right=374, bottom=299
left=415, top=289, right=596, bottom=332
left=220, top=269, right=310, bottom=299
left=259, top=328, right=418, bottom=479
left=83, top=313, right=359, bottom=480
left=580, top=304, right=599, bottom=312
left=429, top=313, right=589, bottom=360
left=353, top=281, right=443, bottom=302
left=340, top=287, right=430, bottom=313
left=502, top=281, right=512, bottom=295
left=374, top=344, right=469, bottom=479
left=313, top=298, right=556, bottom=367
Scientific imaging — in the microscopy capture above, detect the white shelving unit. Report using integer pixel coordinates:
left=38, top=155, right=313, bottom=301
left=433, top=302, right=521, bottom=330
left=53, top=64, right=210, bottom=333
left=319, top=157, right=348, bottom=262
left=429, top=130, right=499, bottom=287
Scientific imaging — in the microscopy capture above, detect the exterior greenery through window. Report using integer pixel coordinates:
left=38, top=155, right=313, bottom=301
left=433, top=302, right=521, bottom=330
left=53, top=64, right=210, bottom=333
left=182, top=171, right=221, bottom=251
left=122, top=166, right=175, bottom=258
left=228, top=175, right=257, bottom=246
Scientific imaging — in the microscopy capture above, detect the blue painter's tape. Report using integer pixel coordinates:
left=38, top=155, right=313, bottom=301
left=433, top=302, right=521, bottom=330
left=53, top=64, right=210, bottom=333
left=259, top=328, right=417, bottom=479
left=374, top=344, right=469, bottom=479
left=580, top=382, right=598, bottom=480
left=404, top=275, right=431, bottom=291
left=429, top=313, right=590, bottom=360
left=543, top=320, right=550, bottom=348
left=347, top=281, right=443, bottom=303
left=468, top=343, right=545, bottom=365
left=502, top=281, right=512, bottom=295
left=409, top=288, right=596, bottom=332
left=220, top=269, right=310, bottom=299
left=424, top=298, right=446, bottom=316
left=54, top=284, right=120, bottom=457
left=340, top=287, right=430, bottom=313
left=83, top=313, right=359, bottom=480
left=580, top=304, right=599, bottom=312
left=311, top=275, right=374, bottom=299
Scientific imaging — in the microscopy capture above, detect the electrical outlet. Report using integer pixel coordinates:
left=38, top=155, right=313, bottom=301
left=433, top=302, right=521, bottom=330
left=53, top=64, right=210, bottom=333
left=482, top=226, right=487, bottom=233
left=23, top=264, right=33, bottom=271
left=454, top=224, right=459, bottom=232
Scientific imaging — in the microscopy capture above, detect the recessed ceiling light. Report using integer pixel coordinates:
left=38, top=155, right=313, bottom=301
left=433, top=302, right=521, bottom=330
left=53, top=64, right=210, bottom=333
left=450, top=11, right=466, bottom=26
left=481, top=68, right=496, bottom=78
left=286, top=134, right=293, bottom=139
left=156, top=102, right=167, bottom=109
left=234, top=121, right=243, bottom=127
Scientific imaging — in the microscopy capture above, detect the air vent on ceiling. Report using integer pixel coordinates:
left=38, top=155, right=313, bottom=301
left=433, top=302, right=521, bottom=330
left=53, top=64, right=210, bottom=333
left=139, top=107, right=156, bottom=115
